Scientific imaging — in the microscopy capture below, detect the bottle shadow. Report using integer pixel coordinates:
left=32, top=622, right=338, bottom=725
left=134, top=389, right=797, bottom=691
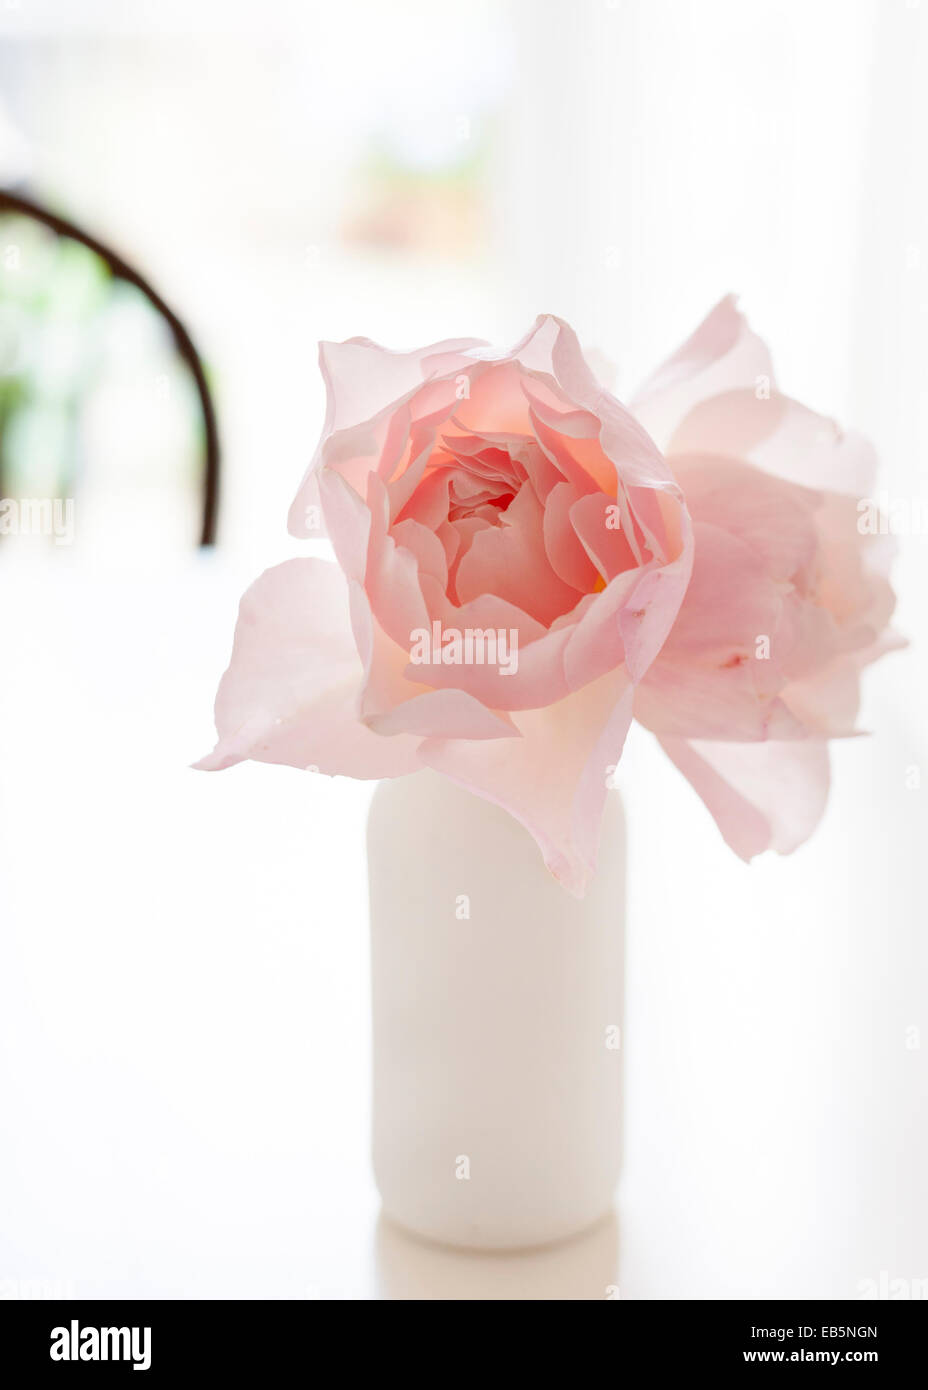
left=373, top=1208, right=619, bottom=1301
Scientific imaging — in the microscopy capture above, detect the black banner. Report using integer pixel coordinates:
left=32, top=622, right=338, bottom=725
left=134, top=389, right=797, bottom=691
left=0, top=1299, right=923, bottom=1376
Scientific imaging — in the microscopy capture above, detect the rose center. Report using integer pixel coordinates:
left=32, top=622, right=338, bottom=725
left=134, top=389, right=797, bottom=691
left=447, top=479, right=517, bottom=525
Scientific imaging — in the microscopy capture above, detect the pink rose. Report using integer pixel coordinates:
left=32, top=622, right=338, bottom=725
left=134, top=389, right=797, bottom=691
left=198, top=302, right=900, bottom=890
left=198, top=316, right=693, bottom=893
left=630, top=296, right=902, bottom=858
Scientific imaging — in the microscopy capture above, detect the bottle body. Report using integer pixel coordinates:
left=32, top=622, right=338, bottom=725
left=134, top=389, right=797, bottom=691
left=368, top=769, right=625, bottom=1250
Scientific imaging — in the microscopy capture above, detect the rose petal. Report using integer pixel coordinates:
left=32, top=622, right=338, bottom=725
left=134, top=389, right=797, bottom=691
left=289, top=335, right=487, bottom=537
left=454, top=481, right=581, bottom=626
left=671, top=453, right=822, bottom=592
left=365, top=689, right=518, bottom=740
left=419, top=668, right=634, bottom=896
left=632, top=295, right=775, bottom=450
left=668, top=389, right=878, bottom=498
left=656, top=735, right=830, bottom=860
left=195, top=559, right=420, bottom=778
left=633, top=522, right=808, bottom=741
left=543, top=481, right=601, bottom=592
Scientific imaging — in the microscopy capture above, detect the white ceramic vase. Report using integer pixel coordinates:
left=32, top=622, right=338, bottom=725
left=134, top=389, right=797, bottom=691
left=368, top=769, right=625, bottom=1250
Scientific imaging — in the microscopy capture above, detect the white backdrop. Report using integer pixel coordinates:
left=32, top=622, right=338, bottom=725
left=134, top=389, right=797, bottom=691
left=0, top=0, right=925, bottom=1300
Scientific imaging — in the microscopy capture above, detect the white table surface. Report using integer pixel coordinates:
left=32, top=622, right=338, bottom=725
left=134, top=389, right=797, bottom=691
left=1, top=549, right=925, bottom=1300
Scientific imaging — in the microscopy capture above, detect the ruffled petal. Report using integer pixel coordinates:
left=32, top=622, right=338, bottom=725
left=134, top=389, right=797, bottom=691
left=196, top=559, right=420, bottom=778
left=631, top=295, right=774, bottom=451
left=419, top=667, right=634, bottom=896
left=289, top=335, right=487, bottom=537
left=656, top=735, right=830, bottom=860
left=365, top=689, right=518, bottom=740
left=671, top=453, right=822, bottom=593
left=454, top=481, right=581, bottom=626
left=542, top=481, right=600, bottom=592
left=633, top=522, right=807, bottom=741
left=668, top=389, right=878, bottom=498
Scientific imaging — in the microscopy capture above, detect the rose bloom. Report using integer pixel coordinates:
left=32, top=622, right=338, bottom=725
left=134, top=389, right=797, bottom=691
left=198, top=301, right=899, bottom=893
left=630, top=297, right=901, bottom=860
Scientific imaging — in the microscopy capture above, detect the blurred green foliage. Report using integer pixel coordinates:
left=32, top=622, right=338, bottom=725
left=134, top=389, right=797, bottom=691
left=0, top=211, right=205, bottom=548
left=0, top=216, right=111, bottom=502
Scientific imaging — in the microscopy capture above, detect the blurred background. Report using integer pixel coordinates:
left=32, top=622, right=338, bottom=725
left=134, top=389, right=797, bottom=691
left=0, top=0, right=925, bottom=1300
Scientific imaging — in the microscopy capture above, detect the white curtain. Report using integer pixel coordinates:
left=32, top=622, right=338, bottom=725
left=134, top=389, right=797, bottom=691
left=498, top=0, right=928, bottom=1296
left=499, top=0, right=927, bottom=713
